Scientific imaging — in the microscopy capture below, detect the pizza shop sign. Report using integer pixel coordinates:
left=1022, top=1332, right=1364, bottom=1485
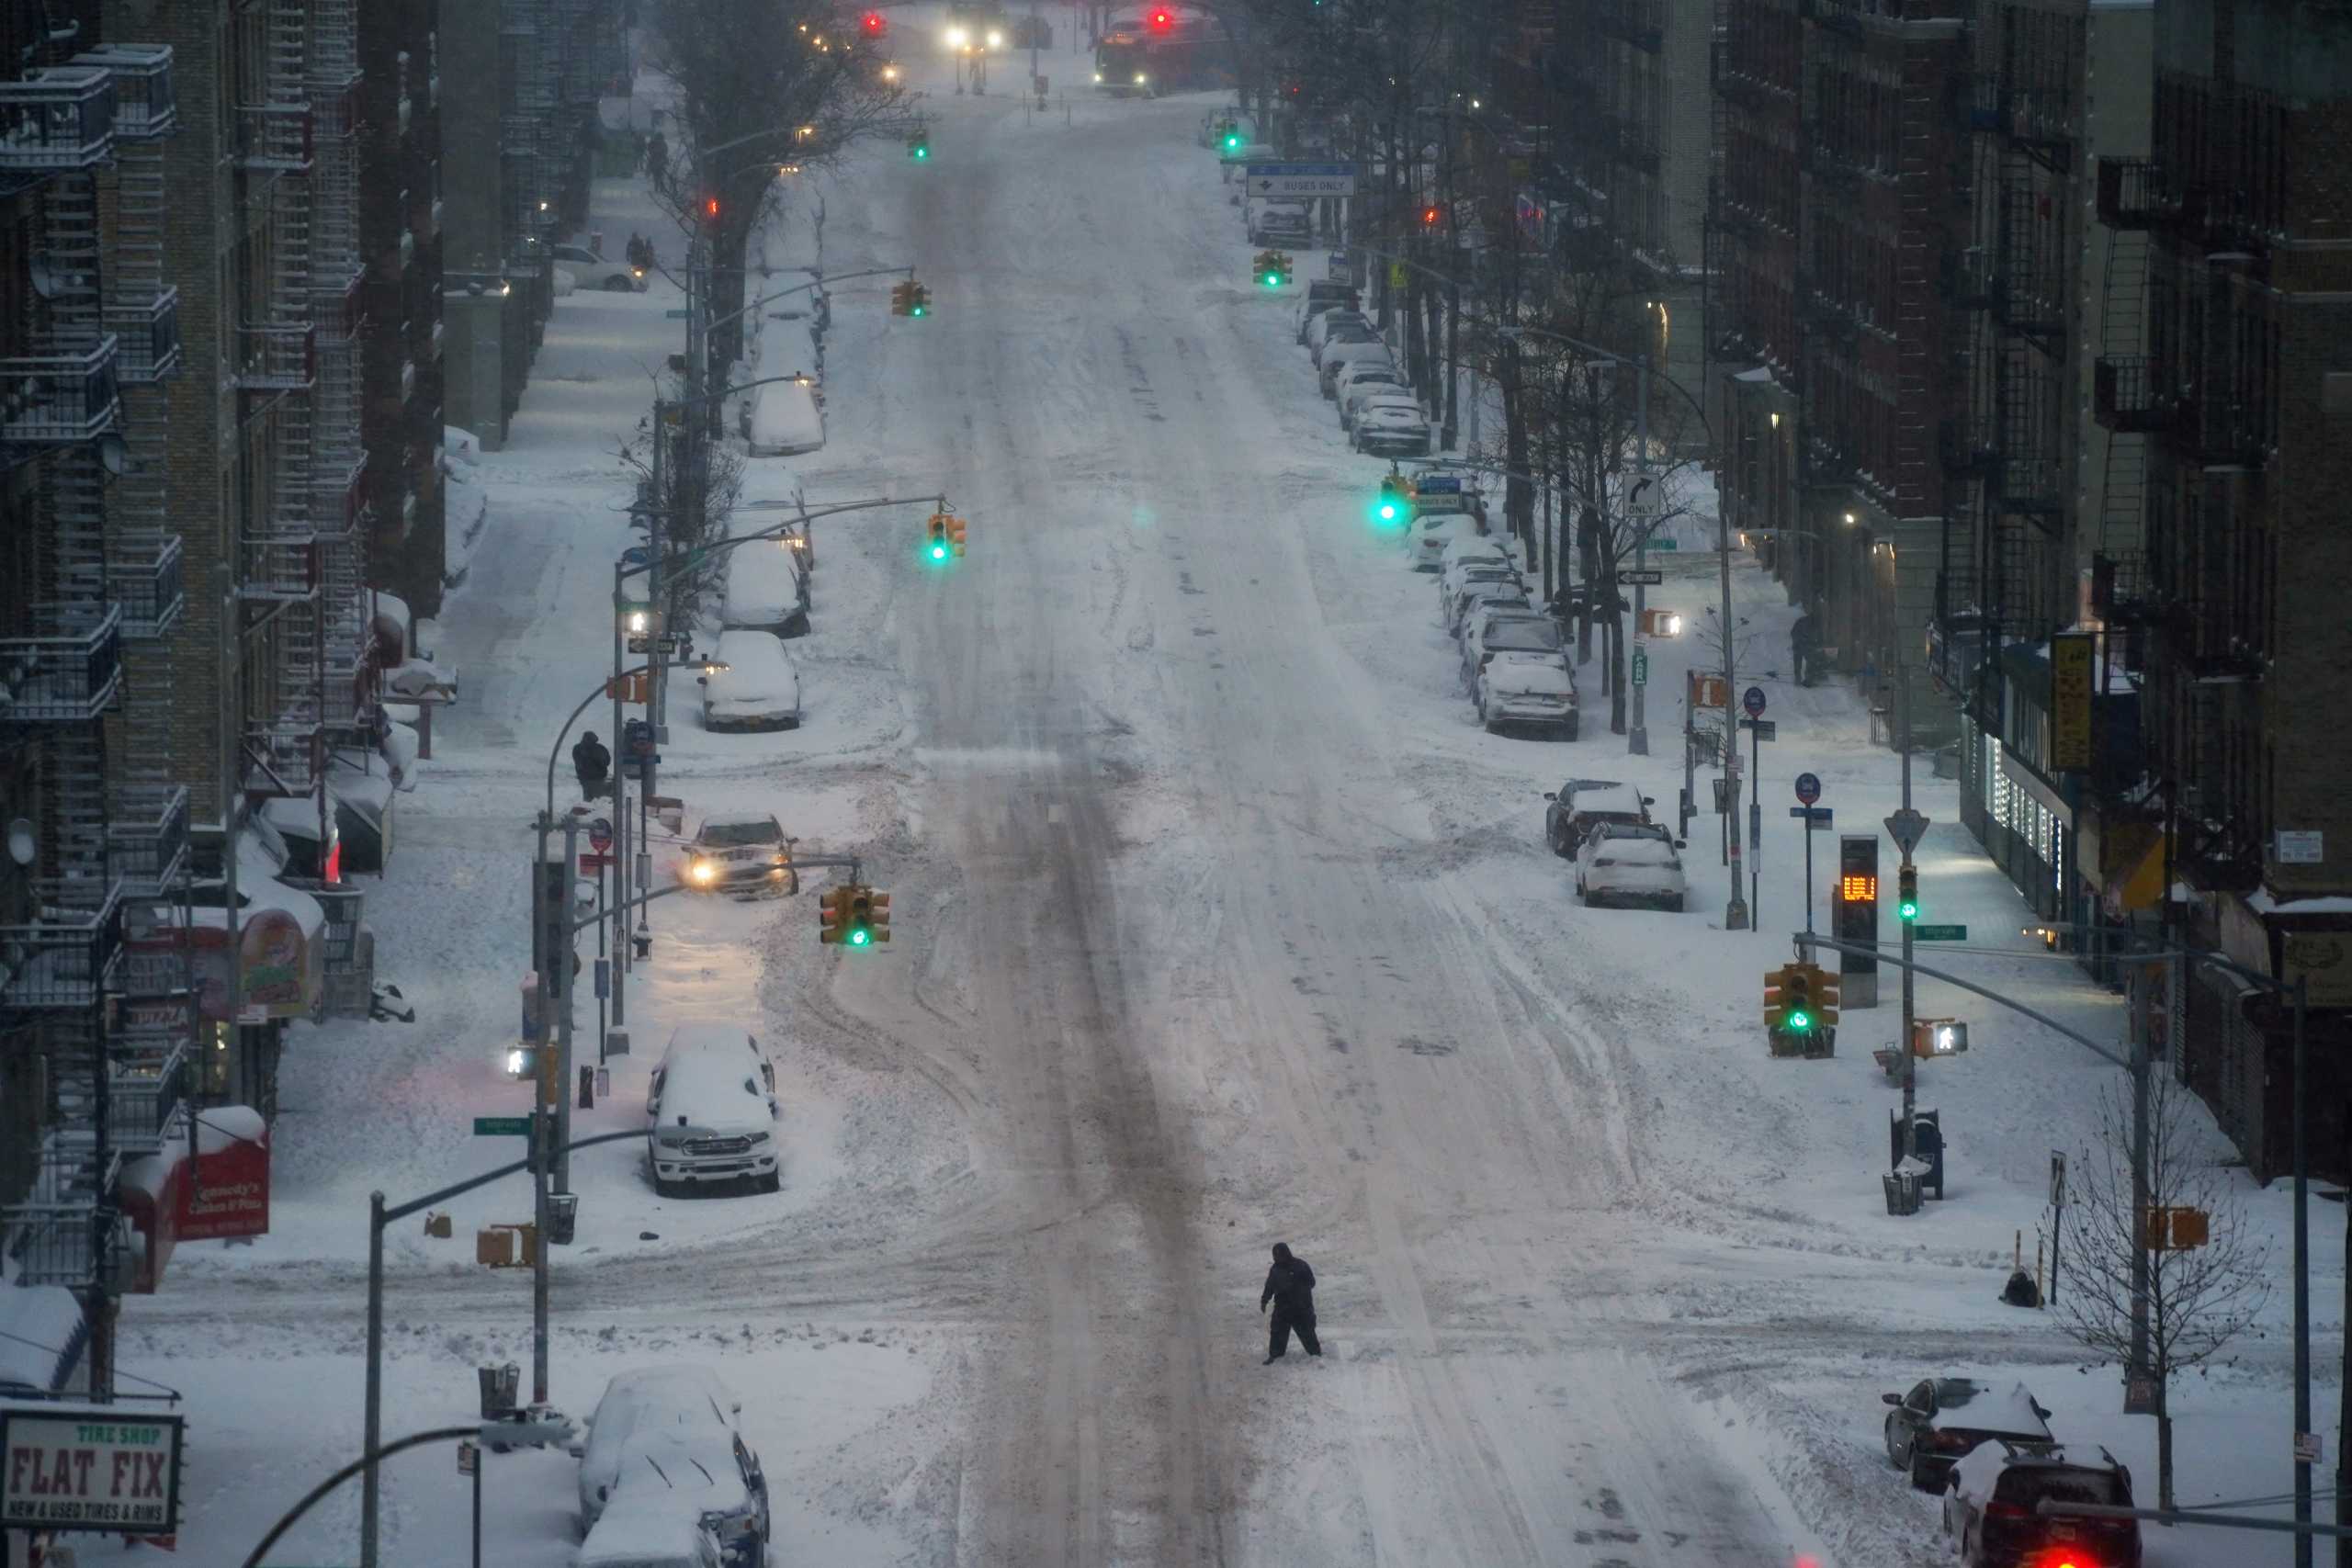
left=0, top=1408, right=184, bottom=1534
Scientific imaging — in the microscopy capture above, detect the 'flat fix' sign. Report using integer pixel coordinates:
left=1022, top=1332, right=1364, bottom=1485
left=1, top=1409, right=185, bottom=1533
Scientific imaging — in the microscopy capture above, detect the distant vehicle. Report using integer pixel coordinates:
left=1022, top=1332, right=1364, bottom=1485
left=551, top=243, right=648, bottom=293
left=1304, top=307, right=1371, bottom=357
left=647, top=1026, right=783, bottom=1195
left=1883, top=1379, right=2053, bottom=1492
left=1943, top=1440, right=2140, bottom=1568
left=1353, top=399, right=1434, bottom=456
left=1337, top=369, right=1410, bottom=429
left=1479, top=653, right=1580, bottom=739
left=1250, top=201, right=1313, bottom=246
left=1310, top=320, right=1382, bottom=371
left=1450, top=581, right=1532, bottom=640
left=1410, top=513, right=1475, bottom=570
left=1295, top=285, right=1361, bottom=344
left=1576, top=821, right=1685, bottom=908
left=675, top=812, right=795, bottom=894
left=1093, top=16, right=1226, bottom=94
left=721, top=534, right=811, bottom=641
left=1442, top=568, right=1524, bottom=635
left=578, top=1364, right=770, bottom=1563
left=1462, top=609, right=1561, bottom=685
left=698, top=629, right=802, bottom=733
left=1319, top=339, right=1394, bottom=397
left=740, top=378, right=822, bottom=457
left=1544, top=778, right=1652, bottom=858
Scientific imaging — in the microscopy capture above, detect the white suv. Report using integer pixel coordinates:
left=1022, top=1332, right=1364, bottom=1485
left=647, top=1025, right=781, bottom=1196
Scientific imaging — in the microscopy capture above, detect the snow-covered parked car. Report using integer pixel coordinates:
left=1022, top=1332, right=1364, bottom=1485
left=1477, top=653, right=1578, bottom=739
left=647, top=1028, right=784, bottom=1196
left=551, top=243, right=648, bottom=292
left=1544, top=778, right=1653, bottom=858
left=1294, top=281, right=1359, bottom=342
left=721, top=533, right=810, bottom=639
left=1883, top=1378, right=2053, bottom=1493
left=1450, top=581, right=1534, bottom=641
left=674, top=811, right=795, bottom=894
left=1303, top=304, right=1369, bottom=355
left=578, top=1508, right=724, bottom=1568
left=1249, top=200, right=1312, bottom=246
left=740, top=377, right=823, bottom=457
left=1943, top=1439, right=2140, bottom=1568
left=578, top=1364, right=771, bottom=1562
left=1442, top=567, right=1526, bottom=636
left=1354, top=396, right=1434, bottom=456
left=699, top=629, right=802, bottom=733
left=1337, top=367, right=1410, bottom=429
left=1410, top=513, right=1475, bottom=570
left=1462, top=609, right=1564, bottom=686
left=1575, top=822, right=1686, bottom=909
left=1318, top=338, right=1393, bottom=397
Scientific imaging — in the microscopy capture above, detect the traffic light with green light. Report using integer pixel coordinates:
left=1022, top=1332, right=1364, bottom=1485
left=924, top=512, right=953, bottom=564
left=1781, top=964, right=1815, bottom=1033
left=1221, top=125, right=1244, bottom=153
left=1897, top=864, right=1919, bottom=922
left=908, top=283, right=930, bottom=317
left=908, top=132, right=931, bottom=160
left=1371, top=471, right=1412, bottom=528
left=843, top=886, right=889, bottom=946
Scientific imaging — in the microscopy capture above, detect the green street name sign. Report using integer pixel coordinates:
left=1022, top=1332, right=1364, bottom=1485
left=1913, top=925, right=1968, bottom=942
left=473, top=1116, right=532, bottom=1136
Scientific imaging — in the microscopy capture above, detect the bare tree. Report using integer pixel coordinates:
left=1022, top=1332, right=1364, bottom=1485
left=647, top=0, right=909, bottom=367
left=2054, top=1072, right=2270, bottom=1508
left=616, top=406, right=748, bottom=629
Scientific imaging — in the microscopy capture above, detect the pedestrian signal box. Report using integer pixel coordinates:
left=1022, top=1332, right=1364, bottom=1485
left=1836, top=834, right=1879, bottom=993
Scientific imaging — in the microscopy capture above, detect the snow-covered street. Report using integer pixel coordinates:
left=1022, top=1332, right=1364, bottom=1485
left=83, top=26, right=2339, bottom=1568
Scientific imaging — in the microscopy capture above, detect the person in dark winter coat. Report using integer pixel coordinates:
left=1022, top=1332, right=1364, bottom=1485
left=1261, top=1242, right=1320, bottom=1363
left=1790, top=612, right=1821, bottom=687
left=571, top=730, right=611, bottom=795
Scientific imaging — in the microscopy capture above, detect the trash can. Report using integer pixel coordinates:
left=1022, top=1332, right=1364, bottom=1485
left=479, top=1361, right=521, bottom=1417
left=548, top=1192, right=578, bottom=1247
left=1883, top=1168, right=1923, bottom=1216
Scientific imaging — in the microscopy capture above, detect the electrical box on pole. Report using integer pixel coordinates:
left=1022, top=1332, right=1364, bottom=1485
left=1835, top=834, right=1880, bottom=1009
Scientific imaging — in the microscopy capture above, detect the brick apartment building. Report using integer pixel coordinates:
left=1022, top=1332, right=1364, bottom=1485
left=2086, top=0, right=2352, bottom=1181
left=358, top=0, right=447, bottom=619
left=1710, top=0, right=1970, bottom=738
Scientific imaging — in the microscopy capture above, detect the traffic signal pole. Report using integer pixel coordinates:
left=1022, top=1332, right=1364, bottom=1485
left=1899, top=666, right=1916, bottom=1153
left=1629, top=353, right=1650, bottom=756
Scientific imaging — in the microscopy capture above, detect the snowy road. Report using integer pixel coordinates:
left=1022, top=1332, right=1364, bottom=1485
left=96, top=32, right=2345, bottom=1568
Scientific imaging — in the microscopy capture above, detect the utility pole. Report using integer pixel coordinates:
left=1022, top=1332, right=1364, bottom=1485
left=554, top=813, right=579, bottom=1195
left=2293, top=974, right=2312, bottom=1568
left=1628, top=353, right=1651, bottom=756
left=1898, top=667, right=1916, bottom=1150
left=1719, top=450, right=1748, bottom=931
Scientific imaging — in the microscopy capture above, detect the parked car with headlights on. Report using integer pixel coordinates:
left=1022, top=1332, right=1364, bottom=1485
left=675, top=812, right=795, bottom=894
left=552, top=243, right=648, bottom=293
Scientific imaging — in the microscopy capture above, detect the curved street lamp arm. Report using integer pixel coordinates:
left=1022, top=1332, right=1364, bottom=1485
left=548, top=666, right=650, bottom=819
left=244, top=1426, right=479, bottom=1567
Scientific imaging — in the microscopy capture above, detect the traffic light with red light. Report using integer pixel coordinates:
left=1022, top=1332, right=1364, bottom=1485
left=701, top=194, right=722, bottom=226
left=1147, top=6, right=1173, bottom=29
left=862, top=9, right=886, bottom=33
left=1420, top=204, right=1442, bottom=227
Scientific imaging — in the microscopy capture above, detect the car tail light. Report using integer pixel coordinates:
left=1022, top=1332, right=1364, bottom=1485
left=1930, top=1430, right=1973, bottom=1451
left=1984, top=1499, right=2031, bottom=1520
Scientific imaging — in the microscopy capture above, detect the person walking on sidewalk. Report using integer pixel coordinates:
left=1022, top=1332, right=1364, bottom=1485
left=1261, top=1242, right=1320, bottom=1363
left=1790, top=612, right=1820, bottom=688
left=572, top=730, right=612, bottom=799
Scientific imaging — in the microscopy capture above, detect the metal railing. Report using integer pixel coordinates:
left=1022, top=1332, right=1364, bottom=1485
left=108, top=533, right=185, bottom=638
left=0, top=67, right=119, bottom=171
left=107, top=784, right=191, bottom=897
left=0, top=885, right=126, bottom=1013
left=109, top=288, right=182, bottom=383
left=0, top=339, right=122, bottom=444
left=0, top=605, right=124, bottom=723
left=236, top=323, right=316, bottom=390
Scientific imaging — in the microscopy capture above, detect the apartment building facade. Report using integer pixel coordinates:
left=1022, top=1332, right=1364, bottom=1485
left=2087, top=0, right=2352, bottom=1181
left=1710, top=0, right=1970, bottom=739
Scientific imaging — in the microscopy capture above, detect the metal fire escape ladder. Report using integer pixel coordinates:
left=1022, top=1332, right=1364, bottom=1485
left=308, top=0, right=371, bottom=752
left=242, top=0, right=323, bottom=804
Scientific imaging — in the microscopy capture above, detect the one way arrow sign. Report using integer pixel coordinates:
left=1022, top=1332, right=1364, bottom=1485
left=1244, top=162, right=1358, bottom=197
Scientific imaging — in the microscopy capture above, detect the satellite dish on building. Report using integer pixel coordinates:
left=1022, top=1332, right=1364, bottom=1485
left=6, top=818, right=36, bottom=867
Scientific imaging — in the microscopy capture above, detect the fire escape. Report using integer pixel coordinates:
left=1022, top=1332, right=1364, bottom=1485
left=1936, top=9, right=2074, bottom=720
left=2089, top=145, right=2267, bottom=892
left=504, top=0, right=560, bottom=353
left=0, top=41, right=189, bottom=1398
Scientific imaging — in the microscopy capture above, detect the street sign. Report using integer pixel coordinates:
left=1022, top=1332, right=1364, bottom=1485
left=655, top=633, right=684, bottom=653
left=1743, top=684, right=1768, bottom=717
left=458, top=1439, right=479, bottom=1477
left=1621, top=569, right=1663, bottom=586
left=2296, top=1431, right=2324, bottom=1465
left=1244, top=161, right=1357, bottom=197
left=1885, top=807, right=1931, bottom=858
left=588, top=818, right=613, bottom=852
left=1651, top=537, right=1679, bottom=550
left=1415, top=474, right=1462, bottom=494
left=1913, top=924, right=1968, bottom=942
left=664, top=308, right=690, bottom=319
left=1739, top=717, right=1777, bottom=739
left=1793, top=771, right=1821, bottom=805
left=473, top=1116, right=531, bottom=1136
left=594, top=957, right=610, bottom=1000
left=2050, top=1151, right=2067, bottom=1207
left=620, top=546, right=650, bottom=568
left=578, top=852, right=612, bottom=874
left=1789, top=807, right=1834, bottom=827
left=627, top=635, right=650, bottom=655
left=1631, top=649, right=1648, bottom=687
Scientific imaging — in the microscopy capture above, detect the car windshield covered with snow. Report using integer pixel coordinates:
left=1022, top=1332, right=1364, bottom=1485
left=695, top=815, right=783, bottom=849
